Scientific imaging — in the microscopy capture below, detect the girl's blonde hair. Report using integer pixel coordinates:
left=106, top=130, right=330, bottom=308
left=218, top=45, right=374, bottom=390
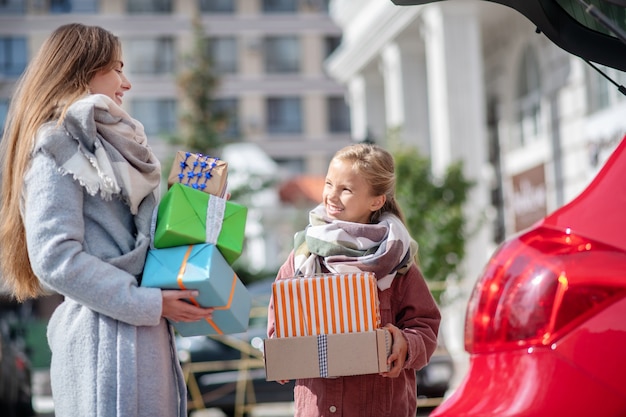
left=0, top=23, right=121, bottom=301
left=332, top=143, right=407, bottom=224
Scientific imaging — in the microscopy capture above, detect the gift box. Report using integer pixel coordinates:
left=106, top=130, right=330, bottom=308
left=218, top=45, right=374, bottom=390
left=141, top=243, right=251, bottom=336
left=264, top=328, right=391, bottom=381
left=167, top=151, right=228, bottom=198
left=153, top=183, right=247, bottom=264
left=272, top=272, right=380, bottom=338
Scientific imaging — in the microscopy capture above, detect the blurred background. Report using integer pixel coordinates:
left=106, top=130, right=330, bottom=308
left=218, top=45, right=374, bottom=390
left=1, top=0, right=625, bottom=416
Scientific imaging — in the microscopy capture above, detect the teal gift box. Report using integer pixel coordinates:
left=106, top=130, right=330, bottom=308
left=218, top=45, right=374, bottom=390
left=141, top=243, right=251, bottom=337
left=153, top=183, right=247, bottom=265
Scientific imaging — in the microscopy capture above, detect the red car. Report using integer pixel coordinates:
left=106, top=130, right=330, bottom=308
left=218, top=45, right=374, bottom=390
left=391, top=0, right=626, bottom=416
left=433, top=132, right=626, bottom=416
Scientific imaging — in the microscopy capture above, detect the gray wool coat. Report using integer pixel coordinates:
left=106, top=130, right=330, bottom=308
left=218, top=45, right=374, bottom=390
left=23, top=140, right=186, bottom=415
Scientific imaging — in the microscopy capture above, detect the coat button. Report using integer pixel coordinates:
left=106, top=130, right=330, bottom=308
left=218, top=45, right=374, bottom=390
left=329, top=405, right=337, bottom=413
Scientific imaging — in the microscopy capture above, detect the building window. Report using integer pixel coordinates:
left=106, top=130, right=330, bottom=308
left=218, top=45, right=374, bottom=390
left=264, top=36, right=299, bottom=73
left=262, top=0, right=296, bottom=13
left=586, top=64, right=626, bottom=113
left=0, top=99, right=9, bottom=134
left=209, top=37, right=237, bottom=74
left=513, top=45, right=542, bottom=147
left=0, top=37, right=27, bottom=78
left=50, top=0, right=98, bottom=13
left=324, top=35, right=341, bottom=58
left=274, top=157, right=305, bottom=175
left=267, top=97, right=302, bottom=134
left=327, top=96, right=350, bottom=133
left=127, top=0, right=171, bottom=13
left=587, top=66, right=611, bottom=112
left=212, top=98, right=239, bottom=140
left=131, top=99, right=177, bottom=136
left=200, top=0, right=234, bottom=13
left=127, top=38, right=175, bottom=75
left=0, top=0, right=25, bottom=14
left=307, top=0, right=329, bottom=13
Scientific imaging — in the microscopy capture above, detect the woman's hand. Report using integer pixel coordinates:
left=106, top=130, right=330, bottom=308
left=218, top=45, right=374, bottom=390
left=381, top=323, right=408, bottom=378
left=161, top=290, right=214, bottom=322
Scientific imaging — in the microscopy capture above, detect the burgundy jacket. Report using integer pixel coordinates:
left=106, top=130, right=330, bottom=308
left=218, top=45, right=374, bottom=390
left=267, top=251, right=442, bottom=417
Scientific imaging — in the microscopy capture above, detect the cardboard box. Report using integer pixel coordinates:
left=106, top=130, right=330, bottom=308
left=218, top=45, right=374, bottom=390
left=141, top=243, right=251, bottom=336
left=167, top=151, right=228, bottom=198
left=272, top=272, right=380, bottom=337
left=153, top=183, right=247, bottom=264
left=264, top=329, right=391, bottom=381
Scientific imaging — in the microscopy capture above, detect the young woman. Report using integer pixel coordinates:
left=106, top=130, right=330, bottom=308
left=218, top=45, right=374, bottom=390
left=267, top=143, right=441, bottom=417
left=0, top=23, right=213, bottom=416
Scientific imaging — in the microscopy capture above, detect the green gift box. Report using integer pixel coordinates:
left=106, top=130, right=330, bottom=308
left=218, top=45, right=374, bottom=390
left=141, top=243, right=252, bottom=337
left=153, top=183, right=247, bottom=264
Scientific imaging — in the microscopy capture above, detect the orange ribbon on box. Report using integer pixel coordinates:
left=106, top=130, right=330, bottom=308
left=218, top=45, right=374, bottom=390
left=176, top=245, right=237, bottom=335
left=273, top=272, right=381, bottom=338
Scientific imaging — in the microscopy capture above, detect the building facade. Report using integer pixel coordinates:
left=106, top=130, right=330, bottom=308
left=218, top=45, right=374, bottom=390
left=325, top=0, right=626, bottom=389
left=0, top=0, right=352, bottom=176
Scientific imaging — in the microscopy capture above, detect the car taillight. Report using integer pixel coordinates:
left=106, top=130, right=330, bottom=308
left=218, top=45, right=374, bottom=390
left=465, top=225, right=626, bottom=353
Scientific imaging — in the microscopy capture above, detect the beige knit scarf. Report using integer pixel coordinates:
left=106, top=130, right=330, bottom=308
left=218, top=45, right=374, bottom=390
left=38, top=94, right=161, bottom=214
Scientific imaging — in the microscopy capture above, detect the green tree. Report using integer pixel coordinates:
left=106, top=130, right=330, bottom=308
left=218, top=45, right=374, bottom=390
left=393, top=145, right=474, bottom=304
left=170, top=17, right=226, bottom=154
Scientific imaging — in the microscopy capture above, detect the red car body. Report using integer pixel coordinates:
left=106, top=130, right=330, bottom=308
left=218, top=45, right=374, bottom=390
left=432, top=135, right=626, bottom=416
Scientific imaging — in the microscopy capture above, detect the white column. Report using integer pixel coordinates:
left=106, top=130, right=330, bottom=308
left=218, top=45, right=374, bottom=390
left=381, top=42, right=405, bottom=129
left=421, top=2, right=492, bottom=390
left=348, top=65, right=387, bottom=144
left=363, top=64, right=387, bottom=144
left=380, top=28, right=431, bottom=154
left=348, top=76, right=367, bottom=142
left=422, top=3, right=486, bottom=177
left=399, top=35, right=430, bottom=154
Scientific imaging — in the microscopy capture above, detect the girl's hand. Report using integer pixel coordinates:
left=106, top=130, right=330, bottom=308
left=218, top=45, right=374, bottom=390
left=381, top=323, right=408, bottom=378
left=161, top=290, right=214, bottom=322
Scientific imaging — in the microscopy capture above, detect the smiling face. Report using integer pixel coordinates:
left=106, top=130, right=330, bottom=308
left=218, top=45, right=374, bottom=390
left=323, top=158, right=386, bottom=224
left=88, top=60, right=131, bottom=105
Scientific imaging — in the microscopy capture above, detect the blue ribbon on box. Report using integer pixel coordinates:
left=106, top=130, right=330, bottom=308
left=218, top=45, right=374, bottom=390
left=317, top=334, right=328, bottom=378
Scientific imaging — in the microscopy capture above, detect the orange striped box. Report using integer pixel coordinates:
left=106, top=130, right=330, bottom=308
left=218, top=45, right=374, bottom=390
left=272, top=272, right=380, bottom=338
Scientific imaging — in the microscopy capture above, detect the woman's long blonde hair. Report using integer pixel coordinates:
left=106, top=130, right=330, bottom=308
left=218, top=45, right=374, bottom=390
left=0, top=23, right=121, bottom=301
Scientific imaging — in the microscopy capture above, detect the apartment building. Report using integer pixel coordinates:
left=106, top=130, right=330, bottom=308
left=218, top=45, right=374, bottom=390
left=0, top=0, right=352, bottom=177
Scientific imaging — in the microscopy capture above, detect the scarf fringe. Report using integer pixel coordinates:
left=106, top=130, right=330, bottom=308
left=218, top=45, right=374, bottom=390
left=37, top=94, right=161, bottom=215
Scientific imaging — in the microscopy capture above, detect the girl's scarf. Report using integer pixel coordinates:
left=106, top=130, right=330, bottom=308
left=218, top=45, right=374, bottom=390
left=293, top=203, right=418, bottom=290
left=38, top=94, right=161, bottom=214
